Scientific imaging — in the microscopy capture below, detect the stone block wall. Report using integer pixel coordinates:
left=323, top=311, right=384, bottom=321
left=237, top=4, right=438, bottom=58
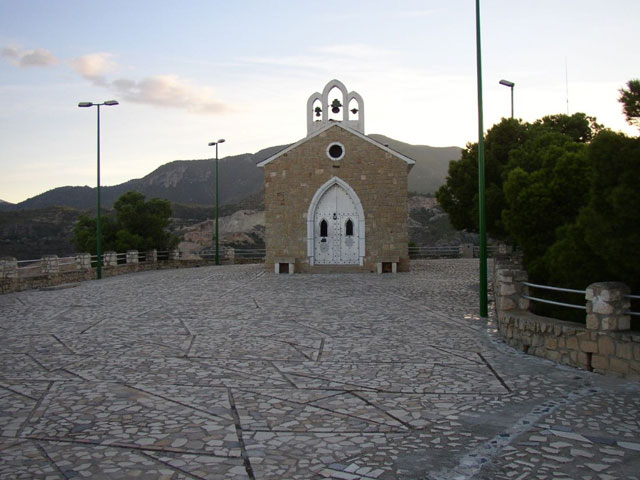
left=0, top=248, right=251, bottom=295
left=263, top=125, right=410, bottom=273
left=493, top=259, right=640, bottom=380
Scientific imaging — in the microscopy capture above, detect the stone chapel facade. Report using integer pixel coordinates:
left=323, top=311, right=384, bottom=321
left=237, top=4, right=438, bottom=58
left=258, top=79, right=415, bottom=273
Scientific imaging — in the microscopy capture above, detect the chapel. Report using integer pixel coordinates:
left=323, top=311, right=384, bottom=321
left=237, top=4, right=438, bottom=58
left=257, top=79, right=415, bottom=273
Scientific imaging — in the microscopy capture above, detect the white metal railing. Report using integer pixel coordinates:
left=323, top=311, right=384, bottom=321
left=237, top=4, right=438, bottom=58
left=522, top=281, right=587, bottom=311
left=234, top=248, right=266, bottom=260
left=408, top=244, right=498, bottom=259
left=524, top=282, right=640, bottom=317
left=625, top=294, right=640, bottom=317
left=409, top=245, right=461, bottom=258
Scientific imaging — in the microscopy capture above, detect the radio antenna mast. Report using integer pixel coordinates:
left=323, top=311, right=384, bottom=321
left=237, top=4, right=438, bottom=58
left=565, top=57, right=569, bottom=115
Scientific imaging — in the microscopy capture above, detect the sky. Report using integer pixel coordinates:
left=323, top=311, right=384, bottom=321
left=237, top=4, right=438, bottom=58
left=1, top=0, right=638, bottom=204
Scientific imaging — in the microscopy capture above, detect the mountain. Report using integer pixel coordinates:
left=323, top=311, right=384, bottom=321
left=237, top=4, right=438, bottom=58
left=0, top=206, right=82, bottom=259
left=2, top=136, right=460, bottom=212
left=369, top=134, right=461, bottom=195
left=3, top=144, right=286, bottom=212
left=0, top=136, right=463, bottom=259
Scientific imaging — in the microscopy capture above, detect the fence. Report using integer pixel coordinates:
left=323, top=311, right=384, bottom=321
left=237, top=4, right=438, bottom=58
left=408, top=244, right=498, bottom=259
left=0, top=248, right=237, bottom=294
left=2, top=244, right=496, bottom=295
left=523, top=282, right=640, bottom=320
left=493, top=257, right=640, bottom=380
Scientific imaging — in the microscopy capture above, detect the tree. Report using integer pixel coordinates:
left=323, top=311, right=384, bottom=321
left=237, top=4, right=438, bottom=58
left=74, top=192, right=178, bottom=254
left=618, top=79, right=640, bottom=128
left=436, top=113, right=598, bottom=239
left=502, top=132, right=591, bottom=277
left=73, top=214, right=117, bottom=255
left=534, top=113, right=602, bottom=143
left=533, top=130, right=640, bottom=291
left=579, top=131, right=640, bottom=290
left=436, top=118, right=528, bottom=237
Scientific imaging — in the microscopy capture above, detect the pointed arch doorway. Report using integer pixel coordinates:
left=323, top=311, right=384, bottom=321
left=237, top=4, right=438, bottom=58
left=307, top=177, right=365, bottom=266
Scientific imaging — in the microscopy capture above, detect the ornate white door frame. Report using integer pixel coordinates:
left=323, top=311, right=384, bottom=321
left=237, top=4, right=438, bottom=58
left=307, top=177, right=365, bottom=266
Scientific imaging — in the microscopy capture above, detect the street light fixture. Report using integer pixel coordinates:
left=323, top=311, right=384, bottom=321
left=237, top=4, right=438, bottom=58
left=499, top=79, right=515, bottom=118
left=208, top=139, right=225, bottom=265
left=78, top=100, right=119, bottom=279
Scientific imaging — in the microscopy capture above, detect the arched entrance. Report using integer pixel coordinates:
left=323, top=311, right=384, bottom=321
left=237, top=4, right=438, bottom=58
left=307, top=177, right=365, bottom=265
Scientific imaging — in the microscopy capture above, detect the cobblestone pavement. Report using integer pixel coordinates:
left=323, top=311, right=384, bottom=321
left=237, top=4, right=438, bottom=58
left=0, top=259, right=639, bottom=479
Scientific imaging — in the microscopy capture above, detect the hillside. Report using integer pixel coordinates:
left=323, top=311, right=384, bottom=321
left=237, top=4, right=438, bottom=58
left=369, top=134, right=461, bottom=195
left=4, top=145, right=286, bottom=212
left=0, top=206, right=82, bottom=259
left=1, top=136, right=459, bottom=212
left=0, top=135, right=463, bottom=259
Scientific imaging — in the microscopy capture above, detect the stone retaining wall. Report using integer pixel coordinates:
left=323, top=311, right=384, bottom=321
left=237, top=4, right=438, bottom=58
left=493, top=258, right=640, bottom=380
left=0, top=249, right=241, bottom=295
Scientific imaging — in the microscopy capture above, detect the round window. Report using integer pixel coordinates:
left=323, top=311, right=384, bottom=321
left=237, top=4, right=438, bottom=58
left=326, top=142, right=345, bottom=161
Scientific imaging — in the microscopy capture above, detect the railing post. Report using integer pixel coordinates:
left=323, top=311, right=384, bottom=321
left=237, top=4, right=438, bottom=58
left=495, top=266, right=529, bottom=318
left=126, top=250, right=139, bottom=265
left=41, top=255, right=59, bottom=275
left=76, top=253, right=92, bottom=270
left=585, top=282, right=631, bottom=331
left=459, top=244, right=474, bottom=258
left=0, top=257, right=18, bottom=279
left=103, top=251, right=118, bottom=267
left=146, top=249, right=157, bottom=264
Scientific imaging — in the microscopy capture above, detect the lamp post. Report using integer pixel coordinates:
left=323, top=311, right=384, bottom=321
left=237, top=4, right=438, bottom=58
left=476, top=0, right=488, bottom=318
left=208, top=139, right=225, bottom=265
left=499, top=79, right=515, bottom=118
left=78, top=100, right=119, bottom=279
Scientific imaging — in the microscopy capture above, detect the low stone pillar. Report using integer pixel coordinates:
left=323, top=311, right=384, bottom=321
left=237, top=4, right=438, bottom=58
left=41, top=255, right=59, bottom=275
left=226, top=247, right=235, bottom=264
left=495, top=267, right=530, bottom=316
left=169, top=249, right=180, bottom=261
left=126, top=250, right=139, bottom=264
left=0, top=257, right=18, bottom=279
left=146, top=249, right=157, bottom=263
left=76, top=253, right=92, bottom=270
left=586, top=282, right=630, bottom=331
left=459, top=243, right=474, bottom=258
left=103, top=251, right=118, bottom=267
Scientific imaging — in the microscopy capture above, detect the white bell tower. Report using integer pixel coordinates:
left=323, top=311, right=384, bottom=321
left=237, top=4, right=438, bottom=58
left=306, top=79, right=365, bottom=136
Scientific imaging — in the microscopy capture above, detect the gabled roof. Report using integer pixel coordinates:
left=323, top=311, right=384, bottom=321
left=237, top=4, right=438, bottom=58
left=256, top=123, right=416, bottom=168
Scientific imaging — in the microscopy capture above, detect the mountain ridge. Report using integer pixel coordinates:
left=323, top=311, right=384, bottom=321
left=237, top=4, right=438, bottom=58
left=2, top=136, right=460, bottom=212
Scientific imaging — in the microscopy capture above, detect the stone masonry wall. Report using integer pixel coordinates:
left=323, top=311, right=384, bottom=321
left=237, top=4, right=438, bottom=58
left=493, top=258, right=640, bottom=380
left=0, top=249, right=238, bottom=295
left=263, top=125, right=410, bottom=273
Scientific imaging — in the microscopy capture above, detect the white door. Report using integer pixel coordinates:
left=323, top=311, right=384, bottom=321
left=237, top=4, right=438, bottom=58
left=313, top=184, right=359, bottom=264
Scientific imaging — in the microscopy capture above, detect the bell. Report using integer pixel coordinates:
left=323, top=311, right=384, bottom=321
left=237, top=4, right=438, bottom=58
left=331, top=99, right=342, bottom=114
left=350, top=108, right=358, bottom=114
left=315, top=106, right=322, bottom=117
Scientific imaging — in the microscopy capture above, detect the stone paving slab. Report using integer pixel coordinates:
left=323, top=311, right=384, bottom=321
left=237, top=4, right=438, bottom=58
left=0, top=260, right=639, bottom=479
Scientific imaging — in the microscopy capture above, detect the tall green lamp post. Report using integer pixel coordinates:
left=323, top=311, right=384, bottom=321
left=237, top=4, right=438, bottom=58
left=78, top=100, right=119, bottom=279
left=475, top=0, right=488, bottom=318
left=208, top=139, right=225, bottom=265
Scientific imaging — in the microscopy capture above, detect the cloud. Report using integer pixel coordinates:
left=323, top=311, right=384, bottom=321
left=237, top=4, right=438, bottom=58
left=3, top=44, right=232, bottom=115
left=1, top=45, right=58, bottom=67
left=70, top=52, right=118, bottom=85
left=72, top=52, right=230, bottom=114
left=112, top=74, right=230, bottom=114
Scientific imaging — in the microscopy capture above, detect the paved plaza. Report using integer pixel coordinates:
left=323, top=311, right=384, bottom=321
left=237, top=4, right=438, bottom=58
left=0, top=259, right=639, bottom=479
